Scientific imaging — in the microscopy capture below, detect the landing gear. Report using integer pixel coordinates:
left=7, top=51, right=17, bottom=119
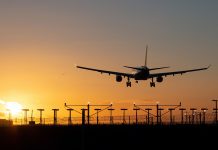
left=126, top=82, right=131, bottom=87
left=150, top=82, right=155, bottom=87
left=126, top=77, right=131, bottom=87
left=150, top=78, right=155, bottom=87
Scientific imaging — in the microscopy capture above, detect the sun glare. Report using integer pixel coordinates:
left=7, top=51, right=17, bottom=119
left=5, top=102, right=22, bottom=116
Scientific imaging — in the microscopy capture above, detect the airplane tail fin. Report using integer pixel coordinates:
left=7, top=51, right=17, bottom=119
left=145, top=45, right=148, bottom=67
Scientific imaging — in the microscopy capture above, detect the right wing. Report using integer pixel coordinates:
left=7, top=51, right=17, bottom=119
left=148, top=65, right=210, bottom=78
left=76, top=66, right=135, bottom=78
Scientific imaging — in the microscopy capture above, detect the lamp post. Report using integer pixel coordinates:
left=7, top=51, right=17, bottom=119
left=52, top=109, right=59, bottom=125
left=156, top=102, right=159, bottom=124
left=81, top=108, right=87, bottom=125
left=168, top=108, right=175, bottom=125
left=108, top=108, right=115, bottom=124
left=37, top=109, right=44, bottom=125
left=94, top=108, right=101, bottom=125
left=179, top=108, right=186, bottom=124
left=133, top=108, right=140, bottom=124
left=67, top=108, right=73, bottom=125
left=158, top=108, right=164, bottom=124
left=201, top=108, right=208, bottom=124
left=22, top=109, right=29, bottom=125
left=121, top=108, right=128, bottom=124
left=190, top=108, right=197, bottom=124
left=212, top=100, right=218, bottom=124
left=145, top=108, right=152, bottom=125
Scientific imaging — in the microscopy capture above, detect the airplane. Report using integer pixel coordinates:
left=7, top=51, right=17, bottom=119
left=76, top=45, right=210, bottom=87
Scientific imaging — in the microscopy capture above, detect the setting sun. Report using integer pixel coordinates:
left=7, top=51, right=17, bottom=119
left=5, top=102, right=22, bottom=116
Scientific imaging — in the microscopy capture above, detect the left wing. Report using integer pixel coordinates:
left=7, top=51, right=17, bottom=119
left=76, top=66, right=135, bottom=78
left=148, top=65, right=210, bottom=78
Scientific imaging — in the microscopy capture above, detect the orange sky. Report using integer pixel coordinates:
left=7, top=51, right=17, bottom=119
left=0, top=1, right=217, bottom=119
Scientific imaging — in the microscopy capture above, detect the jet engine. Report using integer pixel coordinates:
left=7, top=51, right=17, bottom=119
left=156, top=76, right=163, bottom=82
left=116, top=75, right=122, bottom=82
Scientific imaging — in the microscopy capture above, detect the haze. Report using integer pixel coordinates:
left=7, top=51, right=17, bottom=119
left=0, top=0, right=217, bottom=117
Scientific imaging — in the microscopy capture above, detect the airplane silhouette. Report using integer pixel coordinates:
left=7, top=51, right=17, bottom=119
left=76, top=45, right=210, bottom=87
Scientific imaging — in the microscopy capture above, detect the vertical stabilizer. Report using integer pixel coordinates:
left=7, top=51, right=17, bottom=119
left=145, top=45, right=148, bottom=67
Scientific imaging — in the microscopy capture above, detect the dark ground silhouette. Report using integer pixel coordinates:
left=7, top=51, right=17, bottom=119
left=0, top=124, right=217, bottom=150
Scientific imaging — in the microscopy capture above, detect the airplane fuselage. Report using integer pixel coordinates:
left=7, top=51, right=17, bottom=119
left=134, top=68, right=150, bottom=80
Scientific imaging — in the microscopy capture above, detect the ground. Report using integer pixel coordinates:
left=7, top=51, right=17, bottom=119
left=0, top=124, right=217, bottom=150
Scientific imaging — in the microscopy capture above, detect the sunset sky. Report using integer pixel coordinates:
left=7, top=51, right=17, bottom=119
left=0, top=0, right=217, bottom=119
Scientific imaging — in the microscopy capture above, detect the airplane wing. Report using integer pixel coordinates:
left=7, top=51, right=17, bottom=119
left=148, top=65, right=210, bottom=78
left=76, top=66, right=135, bottom=78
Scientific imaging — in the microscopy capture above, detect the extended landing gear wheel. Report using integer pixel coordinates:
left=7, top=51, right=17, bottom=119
left=126, top=77, right=131, bottom=87
left=150, top=82, right=155, bottom=87
left=126, top=82, right=131, bottom=87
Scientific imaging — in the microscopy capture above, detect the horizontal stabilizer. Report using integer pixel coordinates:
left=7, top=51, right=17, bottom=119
left=149, top=66, right=170, bottom=71
left=123, top=66, right=143, bottom=70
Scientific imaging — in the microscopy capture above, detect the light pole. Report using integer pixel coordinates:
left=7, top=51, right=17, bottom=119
left=22, top=109, right=29, bottom=125
left=67, top=108, right=73, bottom=125
left=65, top=102, right=112, bottom=125
left=108, top=108, right=115, bottom=124
left=94, top=108, right=101, bottom=125
left=37, top=109, right=44, bottom=125
left=190, top=108, right=197, bottom=124
left=201, top=108, right=208, bottom=124
left=158, top=108, right=164, bottom=124
left=179, top=108, right=186, bottom=124
left=212, top=100, right=218, bottom=124
left=52, top=109, right=59, bottom=125
left=145, top=108, right=152, bottom=125
left=168, top=108, right=175, bottom=125
left=133, top=108, right=140, bottom=124
left=121, top=108, right=127, bottom=124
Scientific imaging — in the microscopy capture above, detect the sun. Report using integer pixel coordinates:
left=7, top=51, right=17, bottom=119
left=5, top=102, right=22, bottom=116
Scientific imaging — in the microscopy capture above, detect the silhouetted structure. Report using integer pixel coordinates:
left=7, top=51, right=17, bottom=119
left=121, top=108, right=128, bottom=124
left=201, top=108, right=208, bottom=124
left=212, top=99, right=218, bottom=124
left=37, top=109, right=44, bottom=125
left=145, top=108, right=152, bottom=124
left=190, top=108, right=197, bottom=124
left=29, top=110, right=35, bottom=125
left=52, top=109, right=59, bottom=125
left=87, top=102, right=90, bottom=125
left=108, top=108, right=115, bottom=124
left=22, top=109, right=29, bottom=125
left=65, top=102, right=112, bottom=125
left=94, top=108, right=101, bottom=124
left=133, top=108, right=140, bottom=124
left=81, top=108, right=87, bottom=125
left=158, top=108, right=164, bottom=124
left=67, top=109, right=73, bottom=125
left=179, top=108, right=186, bottom=124
left=134, top=102, right=181, bottom=125
left=168, top=108, right=175, bottom=124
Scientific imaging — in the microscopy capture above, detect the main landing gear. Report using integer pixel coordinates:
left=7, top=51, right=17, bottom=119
left=126, top=77, right=131, bottom=87
left=150, top=78, right=155, bottom=87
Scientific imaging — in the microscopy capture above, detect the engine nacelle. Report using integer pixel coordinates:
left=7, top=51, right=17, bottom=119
left=156, top=76, right=163, bottom=82
left=116, top=75, right=122, bottom=82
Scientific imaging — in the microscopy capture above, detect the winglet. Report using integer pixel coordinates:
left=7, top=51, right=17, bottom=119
left=207, top=64, right=211, bottom=69
left=74, top=64, right=78, bottom=68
